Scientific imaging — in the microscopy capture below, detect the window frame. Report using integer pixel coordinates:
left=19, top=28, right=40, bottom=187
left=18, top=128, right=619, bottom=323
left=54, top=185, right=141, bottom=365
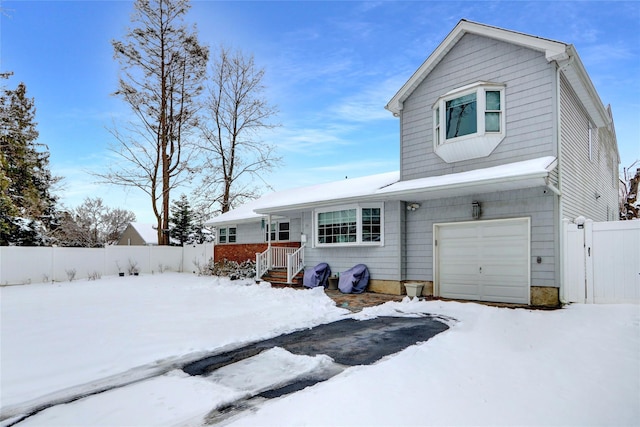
left=313, top=203, right=384, bottom=247
left=265, top=221, right=290, bottom=242
left=432, top=82, right=506, bottom=163
left=218, top=226, right=237, bottom=244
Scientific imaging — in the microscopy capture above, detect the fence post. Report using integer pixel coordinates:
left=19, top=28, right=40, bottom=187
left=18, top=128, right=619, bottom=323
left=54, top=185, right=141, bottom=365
left=255, top=253, right=260, bottom=279
left=584, top=219, right=594, bottom=303
left=51, top=246, right=56, bottom=283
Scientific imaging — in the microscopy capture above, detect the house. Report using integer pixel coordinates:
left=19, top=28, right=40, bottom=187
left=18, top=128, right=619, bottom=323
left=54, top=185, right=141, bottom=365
left=117, top=222, right=163, bottom=246
left=205, top=20, right=619, bottom=307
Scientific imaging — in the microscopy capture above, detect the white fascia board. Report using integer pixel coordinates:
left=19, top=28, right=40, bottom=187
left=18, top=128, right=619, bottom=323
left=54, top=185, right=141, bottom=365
left=204, top=215, right=265, bottom=228
left=385, top=20, right=569, bottom=116
left=385, top=23, right=465, bottom=115
left=561, top=45, right=610, bottom=128
left=460, top=20, right=568, bottom=62
left=254, top=196, right=372, bottom=216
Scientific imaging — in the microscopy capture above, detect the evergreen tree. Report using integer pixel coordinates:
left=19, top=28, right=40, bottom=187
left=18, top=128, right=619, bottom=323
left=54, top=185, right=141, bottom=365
left=0, top=73, right=58, bottom=245
left=169, top=193, right=194, bottom=245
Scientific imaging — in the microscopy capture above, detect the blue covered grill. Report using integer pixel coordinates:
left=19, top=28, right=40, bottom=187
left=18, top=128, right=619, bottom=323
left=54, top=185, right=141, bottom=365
left=338, top=264, right=369, bottom=294
left=303, top=263, right=331, bottom=288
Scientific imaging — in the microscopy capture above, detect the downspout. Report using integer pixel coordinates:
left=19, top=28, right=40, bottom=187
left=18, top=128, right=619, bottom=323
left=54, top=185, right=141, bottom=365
left=556, top=55, right=572, bottom=303
left=545, top=177, right=561, bottom=197
left=398, top=108, right=405, bottom=283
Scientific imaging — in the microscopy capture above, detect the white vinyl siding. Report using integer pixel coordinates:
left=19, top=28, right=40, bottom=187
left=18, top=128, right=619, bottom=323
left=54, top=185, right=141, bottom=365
left=401, top=33, right=555, bottom=179
left=404, top=187, right=557, bottom=288
left=559, top=74, right=618, bottom=221
left=303, top=201, right=402, bottom=280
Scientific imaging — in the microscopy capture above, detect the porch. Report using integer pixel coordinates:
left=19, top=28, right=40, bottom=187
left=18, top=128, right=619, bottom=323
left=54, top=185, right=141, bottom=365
left=256, top=245, right=306, bottom=285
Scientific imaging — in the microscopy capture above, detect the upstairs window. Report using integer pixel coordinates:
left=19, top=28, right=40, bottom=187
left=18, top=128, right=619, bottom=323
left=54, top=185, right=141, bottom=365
left=446, top=92, right=477, bottom=139
left=433, top=82, right=506, bottom=163
left=484, top=90, right=502, bottom=132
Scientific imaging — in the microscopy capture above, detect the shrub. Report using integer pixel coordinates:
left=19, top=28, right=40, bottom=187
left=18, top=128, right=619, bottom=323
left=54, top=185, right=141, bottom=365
left=195, top=258, right=256, bottom=280
left=65, top=268, right=77, bottom=282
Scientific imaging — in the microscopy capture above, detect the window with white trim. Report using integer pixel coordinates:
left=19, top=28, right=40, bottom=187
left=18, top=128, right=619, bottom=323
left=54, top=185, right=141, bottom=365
left=315, top=204, right=383, bottom=246
left=218, top=226, right=236, bottom=244
left=432, top=82, right=506, bottom=163
left=265, top=221, right=290, bottom=242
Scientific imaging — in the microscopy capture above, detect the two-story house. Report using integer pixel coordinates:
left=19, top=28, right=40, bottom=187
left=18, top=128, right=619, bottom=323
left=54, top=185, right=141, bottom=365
left=205, top=20, right=619, bottom=307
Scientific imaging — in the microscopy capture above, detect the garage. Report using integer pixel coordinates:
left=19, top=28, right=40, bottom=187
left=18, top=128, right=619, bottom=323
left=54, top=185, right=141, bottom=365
left=434, top=218, right=530, bottom=304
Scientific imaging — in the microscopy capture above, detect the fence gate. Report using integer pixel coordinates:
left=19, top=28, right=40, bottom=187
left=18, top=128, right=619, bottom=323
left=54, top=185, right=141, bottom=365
left=563, top=219, right=640, bottom=303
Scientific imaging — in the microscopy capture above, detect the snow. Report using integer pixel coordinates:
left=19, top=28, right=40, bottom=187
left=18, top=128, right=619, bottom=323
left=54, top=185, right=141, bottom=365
left=376, top=156, right=557, bottom=195
left=205, top=157, right=558, bottom=226
left=205, top=172, right=399, bottom=225
left=127, top=222, right=162, bottom=245
left=1, top=273, right=638, bottom=427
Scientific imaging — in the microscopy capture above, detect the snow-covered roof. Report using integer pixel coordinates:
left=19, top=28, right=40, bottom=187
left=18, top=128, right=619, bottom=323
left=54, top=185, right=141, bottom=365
left=129, top=222, right=160, bottom=244
left=254, top=171, right=400, bottom=214
left=205, top=157, right=557, bottom=225
left=203, top=198, right=270, bottom=227
left=204, top=172, right=400, bottom=226
left=375, top=156, right=557, bottom=199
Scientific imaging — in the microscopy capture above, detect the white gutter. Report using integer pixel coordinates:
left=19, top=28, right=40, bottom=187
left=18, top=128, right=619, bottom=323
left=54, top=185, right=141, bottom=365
left=374, top=172, right=551, bottom=200
left=545, top=177, right=562, bottom=197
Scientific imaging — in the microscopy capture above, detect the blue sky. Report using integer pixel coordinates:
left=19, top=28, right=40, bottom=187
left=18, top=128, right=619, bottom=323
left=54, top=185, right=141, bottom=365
left=2, top=1, right=639, bottom=223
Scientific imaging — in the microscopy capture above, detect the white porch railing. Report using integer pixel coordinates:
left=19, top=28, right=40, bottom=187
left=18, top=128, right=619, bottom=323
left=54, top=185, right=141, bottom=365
left=256, top=249, right=270, bottom=279
left=255, top=246, right=305, bottom=284
left=287, top=245, right=305, bottom=284
left=271, top=246, right=297, bottom=268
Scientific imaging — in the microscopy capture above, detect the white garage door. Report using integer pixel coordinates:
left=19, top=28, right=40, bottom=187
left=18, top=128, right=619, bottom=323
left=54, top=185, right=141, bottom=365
left=435, top=218, right=530, bottom=304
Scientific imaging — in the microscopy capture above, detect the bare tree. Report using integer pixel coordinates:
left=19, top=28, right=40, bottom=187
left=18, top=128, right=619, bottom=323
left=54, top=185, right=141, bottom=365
left=97, top=0, right=208, bottom=244
left=196, top=45, right=281, bottom=214
left=53, top=197, right=136, bottom=247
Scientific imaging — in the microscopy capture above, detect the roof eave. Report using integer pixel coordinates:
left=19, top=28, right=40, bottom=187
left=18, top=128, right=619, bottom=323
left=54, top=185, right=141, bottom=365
left=375, top=171, right=551, bottom=201
left=204, top=215, right=266, bottom=228
left=561, top=45, right=611, bottom=128
left=385, top=19, right=569, bottom=116
left=254, top=195, right=375, bottom=216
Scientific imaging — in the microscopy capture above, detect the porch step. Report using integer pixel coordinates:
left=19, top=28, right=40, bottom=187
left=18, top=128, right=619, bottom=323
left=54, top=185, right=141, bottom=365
left=261, top=268, right=304, bottom=287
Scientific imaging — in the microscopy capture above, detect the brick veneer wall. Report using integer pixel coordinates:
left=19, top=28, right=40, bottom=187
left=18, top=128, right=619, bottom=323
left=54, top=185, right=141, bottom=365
left=214, top=242, right=301, bottom=263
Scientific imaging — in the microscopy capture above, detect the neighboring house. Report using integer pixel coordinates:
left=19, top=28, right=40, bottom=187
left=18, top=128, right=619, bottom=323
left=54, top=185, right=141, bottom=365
left=117, top=223, right=163, bottom=246
left=205, top=20, right=619, bottom=307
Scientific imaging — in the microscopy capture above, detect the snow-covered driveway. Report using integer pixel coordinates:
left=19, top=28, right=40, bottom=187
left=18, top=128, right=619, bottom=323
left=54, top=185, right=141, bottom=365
left=1, top=273, right=638, bottom=426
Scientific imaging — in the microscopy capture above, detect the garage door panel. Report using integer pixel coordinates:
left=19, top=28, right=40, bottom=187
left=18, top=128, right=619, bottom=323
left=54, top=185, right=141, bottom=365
left=480, top=223, right=528, bottom=238
left=483, top=285, right=529, bottom=303
left=436, top=218, right=530, bottom=304
left=440, top=282, right=482, bottom=300
left=439, top=225, right=476, bottom=239
left=440, top=244, right=477, bottom=259
left=481, top=262, right=529, bottom=279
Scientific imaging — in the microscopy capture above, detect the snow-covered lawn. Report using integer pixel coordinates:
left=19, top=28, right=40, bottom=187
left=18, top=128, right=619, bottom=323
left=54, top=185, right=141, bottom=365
left=1, top=273, right=638, bottom=426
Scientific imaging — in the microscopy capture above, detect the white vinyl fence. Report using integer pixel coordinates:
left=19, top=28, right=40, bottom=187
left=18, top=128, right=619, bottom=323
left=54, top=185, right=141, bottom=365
left=563, top=218, right=640, bottom=303
left=0, top=243, right=214, bottom=285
